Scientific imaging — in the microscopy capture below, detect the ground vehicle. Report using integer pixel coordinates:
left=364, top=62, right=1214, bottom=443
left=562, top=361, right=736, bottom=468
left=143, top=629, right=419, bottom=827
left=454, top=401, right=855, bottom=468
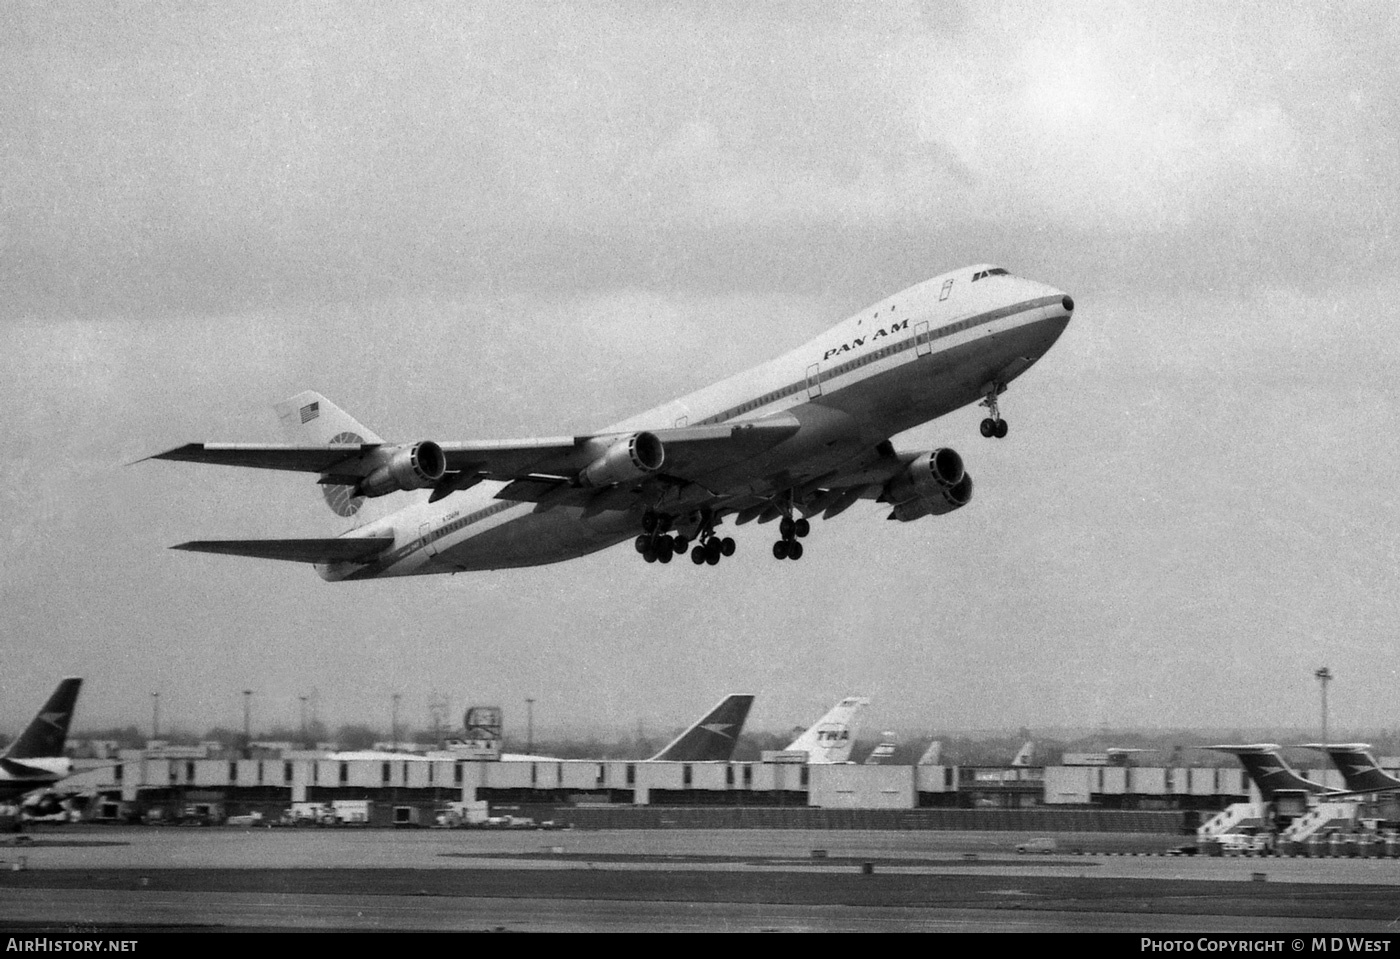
left=1016, top=837, right=1058, bottom=854
left=1215, top=833, right=1270, bottom=854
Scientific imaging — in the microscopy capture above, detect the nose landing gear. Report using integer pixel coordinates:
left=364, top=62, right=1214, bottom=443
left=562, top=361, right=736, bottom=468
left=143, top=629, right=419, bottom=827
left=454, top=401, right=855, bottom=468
left=979, top=385, right=1009, bottom=439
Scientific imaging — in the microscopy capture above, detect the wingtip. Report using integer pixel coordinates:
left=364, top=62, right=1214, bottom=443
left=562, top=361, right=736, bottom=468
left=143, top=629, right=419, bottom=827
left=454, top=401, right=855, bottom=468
left=128, top=443, right=199, bottom=467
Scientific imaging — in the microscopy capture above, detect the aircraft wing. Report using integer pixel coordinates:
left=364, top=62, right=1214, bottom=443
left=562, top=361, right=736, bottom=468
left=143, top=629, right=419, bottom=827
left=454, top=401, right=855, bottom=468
left=437, top=418, right=800, bottom=479
left=170, top=538, right=394, bottom=564
left=148, top=418, right=800, bottom=483
left=145, top=443, right=375, bottom=473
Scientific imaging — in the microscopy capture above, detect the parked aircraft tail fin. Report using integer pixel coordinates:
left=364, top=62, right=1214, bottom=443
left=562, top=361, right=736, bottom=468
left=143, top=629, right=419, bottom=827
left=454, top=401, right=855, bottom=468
left=5, top=678, right=82, bottom=761
left=785, top=696, right=870, bottom=764
left=864, top=733, right=898, bottom=765
left=648, top=694, right=755, bottom=762
left=917, top=739, right=943, bottom=766
left=1207, top=744, right=1331, bottom=799
left=1301, top=743, right=1400, bottom=794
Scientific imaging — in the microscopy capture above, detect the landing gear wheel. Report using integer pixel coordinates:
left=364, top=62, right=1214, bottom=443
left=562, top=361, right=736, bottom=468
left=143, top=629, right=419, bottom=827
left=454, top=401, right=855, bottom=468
left=643, top=548, right=658, bottom=563
left=720, top=537, right=736, bottom=557
left=779, top=516, right=795, bottom=539
left=704, top=538, right=722, bottom=564
left=794, top=518, right=810, bottom=538
left=691, top=547, right=707, bottom=565
left=773, top=540, right=789, bottom=560
left=657, top=537, right=674, bottom=563
left=788, top=540, right=804, bottom=561
left=673, top=536, right=689, bottom=557
left=635, top=535, right=649, bottom=554
left=979, top=385, right=1006, bottom=440
left=706, top=548, right=721, bottom=566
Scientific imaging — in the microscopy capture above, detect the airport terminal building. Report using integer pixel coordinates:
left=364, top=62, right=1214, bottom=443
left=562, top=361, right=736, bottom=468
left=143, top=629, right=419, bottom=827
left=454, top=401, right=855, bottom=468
left=58, top=747, right=1388, bottom=831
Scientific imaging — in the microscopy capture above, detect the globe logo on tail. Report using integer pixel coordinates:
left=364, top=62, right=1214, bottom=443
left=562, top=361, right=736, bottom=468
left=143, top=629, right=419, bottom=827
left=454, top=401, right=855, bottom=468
left=321, top=432, right=366, bottom=517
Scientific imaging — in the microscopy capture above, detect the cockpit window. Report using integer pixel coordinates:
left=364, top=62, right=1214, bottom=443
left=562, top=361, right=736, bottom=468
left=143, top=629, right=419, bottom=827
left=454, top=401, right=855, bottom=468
left=972, top=268, right=1010, bottom=282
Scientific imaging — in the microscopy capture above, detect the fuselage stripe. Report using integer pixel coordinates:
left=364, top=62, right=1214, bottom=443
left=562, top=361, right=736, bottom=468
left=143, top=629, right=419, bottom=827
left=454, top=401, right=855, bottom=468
left=693, top=295, right=1059, bottom=426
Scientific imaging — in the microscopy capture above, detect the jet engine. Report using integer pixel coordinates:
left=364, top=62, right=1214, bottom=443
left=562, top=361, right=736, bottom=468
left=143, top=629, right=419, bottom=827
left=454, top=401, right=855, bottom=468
left=882, top=448, right=973, bottom=521
left=578, top=431, right=665, bottom=487
left=355, top=441, right=447, bottom=498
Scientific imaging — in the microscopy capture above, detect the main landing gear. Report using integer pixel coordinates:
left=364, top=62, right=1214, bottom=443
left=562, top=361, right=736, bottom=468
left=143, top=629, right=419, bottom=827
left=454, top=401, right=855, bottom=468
left=772, top=513, right=810, bottom=561
left=637, top=510, right=734, bottom=566
left=979, top=385, right=1009, bottom=439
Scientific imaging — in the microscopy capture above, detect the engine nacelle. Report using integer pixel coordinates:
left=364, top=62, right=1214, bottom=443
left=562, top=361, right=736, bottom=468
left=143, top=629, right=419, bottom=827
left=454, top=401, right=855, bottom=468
left=888, top=472, right=973, bottom=521
left=578, top=432, right=665, bottom=487
left=356, top=441, right=447, bottom=498
left=883, top=448, right=965, bottom=505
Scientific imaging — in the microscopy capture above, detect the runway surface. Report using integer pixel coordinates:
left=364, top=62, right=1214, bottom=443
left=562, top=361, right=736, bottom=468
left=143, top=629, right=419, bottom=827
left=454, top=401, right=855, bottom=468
left=1, top=826, right=1398, bottom=932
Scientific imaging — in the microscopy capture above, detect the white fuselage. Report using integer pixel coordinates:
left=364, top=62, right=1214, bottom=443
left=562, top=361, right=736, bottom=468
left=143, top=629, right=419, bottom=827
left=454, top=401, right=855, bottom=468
left=325, top=266, right=1072, bottom=579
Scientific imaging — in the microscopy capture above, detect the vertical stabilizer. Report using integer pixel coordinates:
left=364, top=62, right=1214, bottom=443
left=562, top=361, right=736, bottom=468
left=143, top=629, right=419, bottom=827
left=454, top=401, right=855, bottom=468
left=864, top=733, right=898, bottom=765
left=648, top=694, right=755, bottom=762
left=5, top=678, right=82, bottom=760
left=271, top=391, right=395, bottom=528
left=785, top=696, right=870, bottom=764
left=1207, top=744, right=1331, bottom=799
left=1010, top=741, right=1035, bottom=767
left=1302, top=743, right=1400, bottom=793
left=917, top=740, right=943, bottom=766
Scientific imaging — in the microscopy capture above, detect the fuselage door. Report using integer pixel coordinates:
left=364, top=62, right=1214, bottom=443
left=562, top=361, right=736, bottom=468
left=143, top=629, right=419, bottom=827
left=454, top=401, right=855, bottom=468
left=419, top=522, right=439, bottom=558
left=915, top=321, right=931, bottom=357
left=805, top=363, right=822, bottom=399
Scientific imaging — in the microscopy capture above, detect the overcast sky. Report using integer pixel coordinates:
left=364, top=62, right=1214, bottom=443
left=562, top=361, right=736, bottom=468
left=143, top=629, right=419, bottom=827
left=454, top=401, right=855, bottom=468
left=3, top=1, right=1398, bottom=744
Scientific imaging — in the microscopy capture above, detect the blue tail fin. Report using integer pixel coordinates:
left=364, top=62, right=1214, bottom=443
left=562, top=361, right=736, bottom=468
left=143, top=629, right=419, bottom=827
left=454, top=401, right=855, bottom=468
left=1208, top=744, right=1330, bottom=798
left=1302, top=743, right=1400, bottom=793
left=648, top=694, right=755, bottom=762
left=5, top=678, right=82, bottom=761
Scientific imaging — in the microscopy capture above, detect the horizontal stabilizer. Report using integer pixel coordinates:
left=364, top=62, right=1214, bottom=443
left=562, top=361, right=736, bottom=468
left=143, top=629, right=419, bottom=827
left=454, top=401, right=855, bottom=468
left=0, top=757, right=58, bottom=779
left=171, top=538, right=393, bottom=564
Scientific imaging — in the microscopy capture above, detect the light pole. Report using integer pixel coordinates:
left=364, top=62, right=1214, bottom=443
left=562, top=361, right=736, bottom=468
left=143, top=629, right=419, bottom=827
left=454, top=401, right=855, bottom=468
left=526, top=698, right=535, bottom=754
left=1315, top=667, right=1333, bottom=744
left=151, top=692, right=160, bottom=743
left=392, top=693, right=401, bottom=752
left=299, top=695, right=308, bottom=748
left=242, top=689, right=252, bottom=757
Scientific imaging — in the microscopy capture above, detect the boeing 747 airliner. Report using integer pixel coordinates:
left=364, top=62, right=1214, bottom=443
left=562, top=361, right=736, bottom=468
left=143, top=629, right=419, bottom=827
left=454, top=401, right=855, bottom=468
left=151, top=264, right=1073, bottom=579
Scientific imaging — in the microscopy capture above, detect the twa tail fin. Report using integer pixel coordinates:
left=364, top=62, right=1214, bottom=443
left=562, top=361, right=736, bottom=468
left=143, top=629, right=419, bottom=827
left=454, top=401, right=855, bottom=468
left=1011, top=741, right=1035, bottom=767
left=5, top=678, right=82, bottom=761
left=785, top=696, right=870, bottom=764
left=649, top=694, right=755, bottom=762
left=1207, top=744, right=1331, bottom=798
left=1302, top=743, right=1400, bottom=793
left=271, top=391, right=392, bottom=527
